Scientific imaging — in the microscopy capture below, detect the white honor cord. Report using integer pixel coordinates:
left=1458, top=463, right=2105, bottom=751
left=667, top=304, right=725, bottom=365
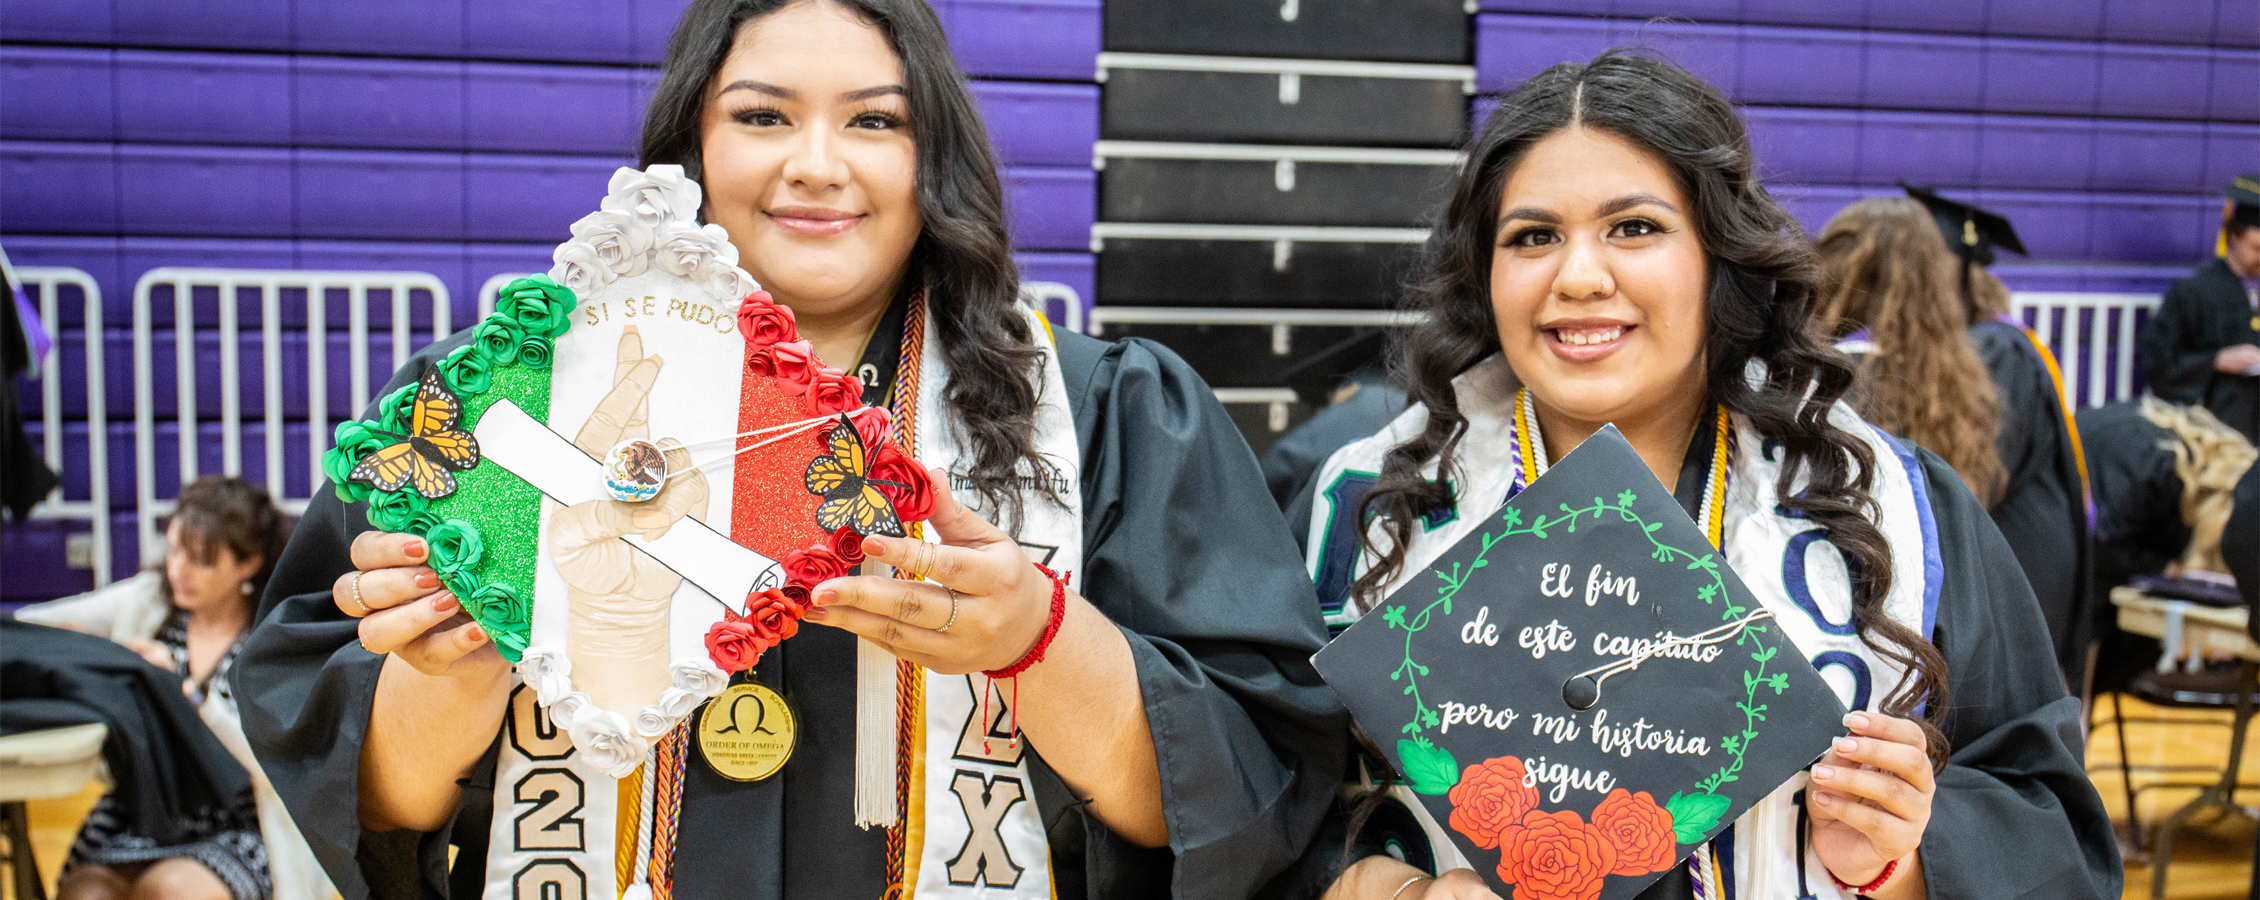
left=625, top=746, right=657, bottom=900
left=1569, top=609, right=1778, bottom=703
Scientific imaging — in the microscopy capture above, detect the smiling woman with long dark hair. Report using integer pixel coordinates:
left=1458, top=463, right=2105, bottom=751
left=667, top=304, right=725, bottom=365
left=1304, top=52, right=2117, bottom=900
left=238, top=2, right=1345, bottom=898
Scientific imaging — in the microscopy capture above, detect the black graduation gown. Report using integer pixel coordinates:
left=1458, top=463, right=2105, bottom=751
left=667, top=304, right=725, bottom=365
left=1967, top=321, right=2094, bottom=689
left=0, top=620, right=251, bottom=845
left=1297, top=445, right=2121, bottom=899
left=2139, top=259, right=2260, bottom=444
left=235, top=323, right=1349, bottom=900
left=1260, top=372, right=1406, bottom=512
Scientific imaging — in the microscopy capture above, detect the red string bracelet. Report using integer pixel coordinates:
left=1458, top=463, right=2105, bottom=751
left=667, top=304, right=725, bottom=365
left=1828, top=857, right=1898, bottom=896
left=979, top=563, right=1070, bottom=755
left=985, top=563, right=1069, bottom=680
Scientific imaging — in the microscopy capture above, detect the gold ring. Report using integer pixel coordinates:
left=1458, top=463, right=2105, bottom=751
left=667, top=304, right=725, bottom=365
left=936, top=587, right=960, bottom=634
left=349, top=572, right=371, bottom=616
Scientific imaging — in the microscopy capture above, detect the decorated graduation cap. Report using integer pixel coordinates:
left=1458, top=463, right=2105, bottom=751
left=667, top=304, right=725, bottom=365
left=1901, top=183, right=2025, bottom=267
left=1312, top=427, right=1846, bottom=900
left=2220, top=173, right=2260, bottom=257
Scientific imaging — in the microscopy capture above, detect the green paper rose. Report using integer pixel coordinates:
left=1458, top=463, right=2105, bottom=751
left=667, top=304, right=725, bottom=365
left=323, top=420, right=390, bottom=503
left=498, top=275, right=577, bottom=339
left=377, top=382, right=419, bottom=433
left=469, top=581, right=530, bottom=632
left=490, top=629, right=529, bottom=663
left=424, top=519, right=485, bottom=578
left=366, top=487, right=430, bottom=532
left=442, top=344, right=494, bottom=395
left=515, top=335, right=554, bottom=371
left=473, top=316, right=526, bottom=367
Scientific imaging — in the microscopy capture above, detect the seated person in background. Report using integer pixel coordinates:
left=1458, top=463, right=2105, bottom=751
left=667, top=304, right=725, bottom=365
left=16, top=476, right=327, bottom=900
left=1813, top=193, right=2094, bottom=692
left=2138, top=175, right=2260, bottom=445
left=2078, top=398, right=2257, bottom=691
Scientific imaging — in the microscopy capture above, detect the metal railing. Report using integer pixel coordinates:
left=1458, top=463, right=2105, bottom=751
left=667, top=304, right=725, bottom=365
left=131, top=268, right=451, bottom=564
left=2013, top=292, right=2163, bottom=409
left=18, top=267, right=112, bottom=585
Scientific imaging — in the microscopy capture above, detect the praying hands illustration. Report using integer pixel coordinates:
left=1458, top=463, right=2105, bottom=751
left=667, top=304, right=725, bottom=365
left=552, top=326, right=711, bottom=716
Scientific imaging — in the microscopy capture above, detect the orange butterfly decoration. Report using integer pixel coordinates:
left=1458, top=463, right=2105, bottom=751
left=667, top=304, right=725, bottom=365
left=350, top=367, right=482, bottom=500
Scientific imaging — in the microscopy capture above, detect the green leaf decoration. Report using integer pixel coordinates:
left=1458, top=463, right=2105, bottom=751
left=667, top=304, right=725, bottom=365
left=1664, top=792, right=1731, bottom=843
left=1397, top=738, right=1461, bottom=795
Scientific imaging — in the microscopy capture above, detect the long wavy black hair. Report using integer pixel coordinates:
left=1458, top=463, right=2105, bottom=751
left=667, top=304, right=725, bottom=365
left=639, top=0, right=1053, bottom=528
left=1357, top=51, right=1950, bottom=763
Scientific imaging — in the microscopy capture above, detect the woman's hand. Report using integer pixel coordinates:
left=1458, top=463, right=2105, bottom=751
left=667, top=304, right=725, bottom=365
left=1322, top=857, right=1499, bottom=900
left=805, top=469, right=1052, bottom=675
left=119, top=637, right=174, bottom=671
left=1807, top=711, right=1934, bottom=898
left=332, top=531, right=504, bottom=680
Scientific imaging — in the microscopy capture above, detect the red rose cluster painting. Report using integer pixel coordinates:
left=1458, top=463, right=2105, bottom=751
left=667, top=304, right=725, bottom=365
left=1447, top=755, right=1677, bottom=900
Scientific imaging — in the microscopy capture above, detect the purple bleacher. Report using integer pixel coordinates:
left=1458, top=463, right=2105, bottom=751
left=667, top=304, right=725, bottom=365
left=934, top=0, right=1100, bottom=81
left=293, top=57, right=470, bottom=149
left=0, top=46, right=1096, bottom=167
left=0, top=47, right=114, bottom=142
left=0, top=516, right=141, bottom=602
left=1993, top=263, right=2192, bottom=295
left=1473, top=14, right=2256, bottom=121
left=1773, top=185, right=2218, bottom=265
left=1855, top=111, right=1982, bottom=189
left=1469, top=0, right=2248, bottom=46
left=0, top=145, right=1094, bottom=250
left=0, top=0, right=1096, bottom=79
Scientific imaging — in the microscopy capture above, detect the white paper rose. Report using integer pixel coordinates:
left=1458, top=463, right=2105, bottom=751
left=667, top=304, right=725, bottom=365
left=570, top=209, right=655, bottom=278
left=602, top=166, right=702, bottom=227
left=700, top=259, right=757, bottom=303
left=654, top=220, right=719, bottom=279
left=551, top=240, right=617, bottom=297
left=670, top=660, right=729, bottom=697
left=517, top=649, right=575, bottom=707
left=633, top=701, right=679, bottom=738
left=545, top=693, right=587, bottom=730
left=566, top=704, right=650, bottom=778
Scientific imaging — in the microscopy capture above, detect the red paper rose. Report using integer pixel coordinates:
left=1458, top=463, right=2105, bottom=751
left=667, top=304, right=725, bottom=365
left=784, top=544, right=852, bottom=587
left=744, top=588, right=802, bottom=644
left=830, top=526, right=868, bottom=565
left=779, top=582, right=813, bottom=613
left=848, top=406, right=894, bottom=452
left=1591, top=788, right=1676, bottom=876
left=737, top=291, right=796, bottom=353
left=1497, top=810, right=1617, bottom=900
left=806, top=367, right=864, bottom=417
left=704, top=613, right=769, bottom=672
left=770, top=340, right=816, bottom=396
left=1448, top=755, right=1542, bottom=850
left=746, top=346, right=778, bottom=379
left=869, top=446, right=936, bottom=523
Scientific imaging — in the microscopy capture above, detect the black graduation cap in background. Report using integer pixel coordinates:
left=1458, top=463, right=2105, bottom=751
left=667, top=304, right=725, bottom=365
left=1281, top=327, right=1388, bottom=407
left=2229, top=173, right=2260, bottom=211
left=2225, top=175, right=2260, bottom=257
left=1902, top=183, right=2026, bottom=267
left=1312, top=427, right=1846, bottom=900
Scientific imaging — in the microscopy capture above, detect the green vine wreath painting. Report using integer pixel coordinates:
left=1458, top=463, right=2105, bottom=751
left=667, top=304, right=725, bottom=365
left=1312, top=427, right=1848, bottom=900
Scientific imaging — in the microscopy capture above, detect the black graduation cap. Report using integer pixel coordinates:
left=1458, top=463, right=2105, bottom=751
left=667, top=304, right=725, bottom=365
left=2229, top=173, right=2260, bottom=211
left=1902, top=183, right=2026, bottom=267
left=1312, top=427, right=1847, bottom=900
left=1281, top=328, right=1388, bottom=407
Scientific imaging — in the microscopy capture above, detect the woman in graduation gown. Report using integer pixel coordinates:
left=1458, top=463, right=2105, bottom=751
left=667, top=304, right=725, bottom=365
left=1811, top=196, right=2094, bottom=691
left=2139, top=176, right=2260, bottom=445
left=1306, top=52, right=2117, bottom=900
left=234, top=2, right=1346, bottom=898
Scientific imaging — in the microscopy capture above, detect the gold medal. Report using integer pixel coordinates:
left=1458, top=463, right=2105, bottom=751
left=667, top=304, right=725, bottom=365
left=696, top=682, right=796, bottom=781
left=2250, top=314, right=2258, bottom=332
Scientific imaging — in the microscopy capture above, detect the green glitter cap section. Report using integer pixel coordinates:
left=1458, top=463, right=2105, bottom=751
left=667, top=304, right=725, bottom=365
left=427, top=361, right=550, bottom=662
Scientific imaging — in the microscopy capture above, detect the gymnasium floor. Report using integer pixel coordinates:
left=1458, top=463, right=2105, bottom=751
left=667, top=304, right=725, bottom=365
left=6, top=693, right=2255, bottom=899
